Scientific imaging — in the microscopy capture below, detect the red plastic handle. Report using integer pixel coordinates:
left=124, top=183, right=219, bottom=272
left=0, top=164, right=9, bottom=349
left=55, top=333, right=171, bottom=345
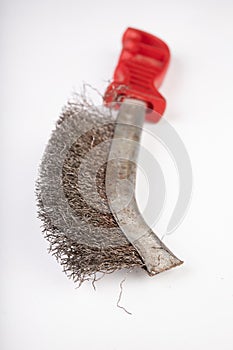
left=104, top=28, right=170, bottom=122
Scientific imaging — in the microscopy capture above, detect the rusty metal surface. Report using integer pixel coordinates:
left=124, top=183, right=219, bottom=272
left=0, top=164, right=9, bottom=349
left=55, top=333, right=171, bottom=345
left=106, top=99, right=183, bottom=275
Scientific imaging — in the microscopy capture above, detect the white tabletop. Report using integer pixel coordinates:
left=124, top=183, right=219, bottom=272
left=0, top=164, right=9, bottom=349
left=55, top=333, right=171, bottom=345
left=1, top=0, right=233, bottom=349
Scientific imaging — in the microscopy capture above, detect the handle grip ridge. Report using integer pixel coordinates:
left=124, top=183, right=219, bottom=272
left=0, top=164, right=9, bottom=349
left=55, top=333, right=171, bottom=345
left=104, top=27, right=170, bottom=122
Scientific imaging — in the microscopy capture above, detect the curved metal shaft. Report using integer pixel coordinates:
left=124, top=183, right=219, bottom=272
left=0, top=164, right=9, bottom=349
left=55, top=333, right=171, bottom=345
left=105, top=99, right=182, bottom=275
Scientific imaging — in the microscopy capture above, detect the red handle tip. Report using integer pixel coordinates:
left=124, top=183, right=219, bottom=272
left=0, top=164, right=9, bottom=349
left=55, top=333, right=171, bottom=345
left=104, top=28, right=170, bottom=122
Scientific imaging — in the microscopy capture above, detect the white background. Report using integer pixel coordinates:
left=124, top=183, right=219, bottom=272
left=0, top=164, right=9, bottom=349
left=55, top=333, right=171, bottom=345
left=1, top=0, right=233, bottom=349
